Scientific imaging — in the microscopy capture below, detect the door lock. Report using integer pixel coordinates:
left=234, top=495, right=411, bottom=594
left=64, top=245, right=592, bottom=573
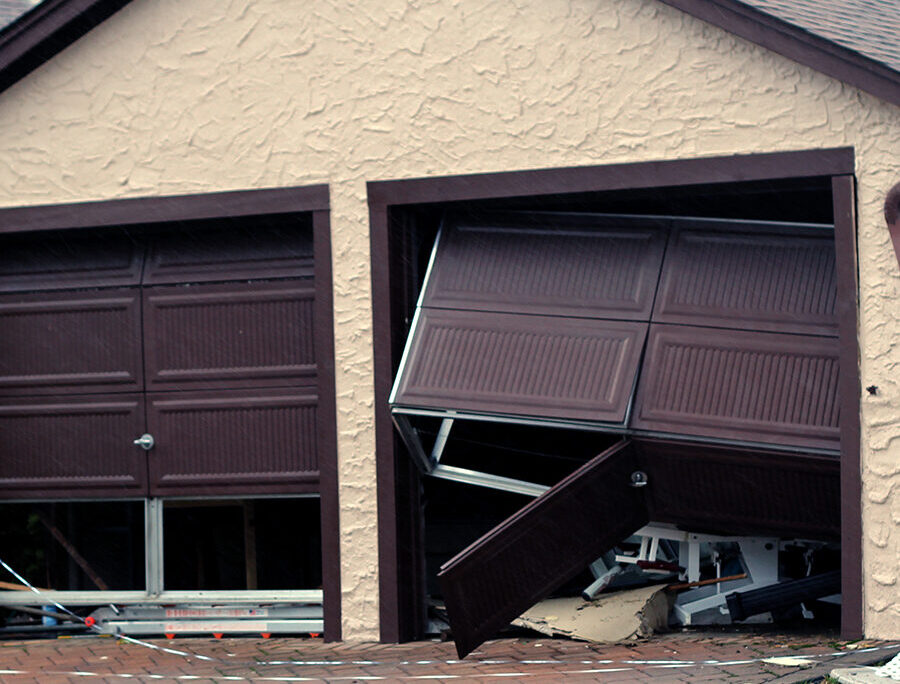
left=134, top=433, right=155, bottom=451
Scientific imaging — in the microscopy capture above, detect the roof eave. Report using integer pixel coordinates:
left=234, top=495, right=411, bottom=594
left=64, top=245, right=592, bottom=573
left=0, top=0, right=133, bottom=95
left=657, top=0, right=900, bottom=108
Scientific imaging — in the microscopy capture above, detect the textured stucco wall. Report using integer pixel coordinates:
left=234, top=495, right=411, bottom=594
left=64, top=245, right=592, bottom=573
left=0, top=0, right=897, bottom=639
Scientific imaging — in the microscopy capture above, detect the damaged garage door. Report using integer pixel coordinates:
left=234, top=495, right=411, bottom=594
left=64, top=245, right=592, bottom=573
left=391, top=214, right=666, bottom=425
left=390, top=211, right=841, bottom=656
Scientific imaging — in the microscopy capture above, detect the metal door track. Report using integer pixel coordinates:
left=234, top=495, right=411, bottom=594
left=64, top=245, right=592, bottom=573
left=89, top=604, right=324, bottom=636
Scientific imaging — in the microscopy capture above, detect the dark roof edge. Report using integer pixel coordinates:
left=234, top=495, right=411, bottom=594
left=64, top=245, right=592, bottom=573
left=0, top=0, right=134, bottom=95
left=657, top=0, right=900, bottom=108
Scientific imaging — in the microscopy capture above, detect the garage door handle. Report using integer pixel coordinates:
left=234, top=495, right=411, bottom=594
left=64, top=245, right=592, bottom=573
left=134, top=433, right=155, bottom=451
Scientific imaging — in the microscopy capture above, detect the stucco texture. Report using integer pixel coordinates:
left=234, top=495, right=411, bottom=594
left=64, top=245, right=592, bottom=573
left=0, top=0, right=897, bottom=640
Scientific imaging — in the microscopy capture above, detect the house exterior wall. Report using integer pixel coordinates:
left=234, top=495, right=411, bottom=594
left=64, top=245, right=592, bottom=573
left=0, top=0, right=897, bottom=639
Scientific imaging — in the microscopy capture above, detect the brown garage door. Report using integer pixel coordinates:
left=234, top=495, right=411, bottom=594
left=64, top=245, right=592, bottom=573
left=392, top=213, right=666, bottom=424
left=0, top=221, right=321, bottom=499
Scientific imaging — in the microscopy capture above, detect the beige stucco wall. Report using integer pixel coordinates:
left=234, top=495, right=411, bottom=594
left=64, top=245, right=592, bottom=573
left=0, top=0, right=897, bottom=640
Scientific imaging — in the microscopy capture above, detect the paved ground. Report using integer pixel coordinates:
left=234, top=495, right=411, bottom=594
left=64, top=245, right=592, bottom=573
left=1, top=628, right=898, bottom=683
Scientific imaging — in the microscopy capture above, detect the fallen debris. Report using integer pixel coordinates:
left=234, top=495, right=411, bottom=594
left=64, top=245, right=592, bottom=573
left=512, top=584, right=671, bottom=643
left=761, top=656, right=815, bottom=668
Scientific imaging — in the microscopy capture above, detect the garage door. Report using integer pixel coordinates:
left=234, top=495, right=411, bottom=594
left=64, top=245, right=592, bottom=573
left=391, top=210, right=841, bottom=656
left=0, top=219, right=322, bottom=499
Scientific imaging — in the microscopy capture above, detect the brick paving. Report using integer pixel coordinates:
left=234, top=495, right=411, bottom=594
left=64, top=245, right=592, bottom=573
left=0, top=629, right=897, bottom=683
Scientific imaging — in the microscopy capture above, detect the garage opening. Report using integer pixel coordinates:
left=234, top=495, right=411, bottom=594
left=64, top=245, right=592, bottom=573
left=376, top=169, right=854, bottom=654
left=0, top=187, right=340, bottom=639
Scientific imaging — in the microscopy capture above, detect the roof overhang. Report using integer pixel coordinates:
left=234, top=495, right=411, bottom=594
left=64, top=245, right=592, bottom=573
left=658, top=0, right=900, bottom=108
left=0, top=0, right=133, bottom=94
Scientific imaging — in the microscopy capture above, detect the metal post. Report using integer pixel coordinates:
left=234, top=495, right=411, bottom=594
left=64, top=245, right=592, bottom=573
left=144, top=498, right=164, bottom=597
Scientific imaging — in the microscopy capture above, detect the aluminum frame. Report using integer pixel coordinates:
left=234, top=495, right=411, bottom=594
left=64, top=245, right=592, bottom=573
left=0, top=494, right=324, bottom=608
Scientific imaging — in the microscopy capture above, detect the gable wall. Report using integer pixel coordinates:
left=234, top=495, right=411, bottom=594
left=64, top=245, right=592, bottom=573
left=0, top=0, right=897, bottom=639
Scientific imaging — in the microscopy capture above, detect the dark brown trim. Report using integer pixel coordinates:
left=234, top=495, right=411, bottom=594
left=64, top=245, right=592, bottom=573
left=0, top=0, right=135, bottom=95
left=657, top=0, right=900, bottom=108
left=886, top=181, right=900, bottom=267
left=369, top=148, right=862, bottom=642
left=833, top=175, right=863, bottom=639
left=367, top=148, right=854, bottom=207
left=0, top=185, right=330, bottom=235
left=313, top=207, right=342, bottom=642
left=370, top=203, right=402, bottom=642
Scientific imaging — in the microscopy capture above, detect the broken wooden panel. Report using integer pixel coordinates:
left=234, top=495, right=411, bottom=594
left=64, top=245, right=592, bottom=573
left=0, top=394, right=147, bottom=499
left=632, top=324, right=840, bottom=450
left=633, top=439, right=840, bottom=540
left=393, top=309, right=647, bottom=422
left=0, top=288, right=143, bottom=396
left=425, top=214, right=667, bottom=319
left=143, top=280, right=317, bottom=391
left=143, top=223, right=314, bottom=285
left=438, top=440, right=647, bottom=658
left=147, top=388, right=319, bottom=496
left=653, top=225, right=838, bottom=335
left=0, top=229, right=144, bottom=293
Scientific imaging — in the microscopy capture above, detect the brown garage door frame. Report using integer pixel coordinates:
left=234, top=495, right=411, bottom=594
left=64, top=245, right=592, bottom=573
left=0, top=185, right=343, bottom=641
left=368, top=147, right=861, bottom=642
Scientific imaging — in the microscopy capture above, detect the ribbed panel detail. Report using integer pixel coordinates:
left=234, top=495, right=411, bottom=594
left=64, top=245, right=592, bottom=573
left=144, top=225, right=314, bottom=284
left=150, top=392, right=318, bottom=487
left=0, top=397, right=143, bottom=486
left=439, top=440, right=646, bottom=658
left=653, top=342, right=838, bottom=426
left=426, top=221, right=666, bottom=319
left=635, top=440, right=840, bottom=539
left=0, top=290, right=142, bottom=394
left=146, top=281, right=315, bottom=389
left=655, top=230, right=837, bottom=333
left=0, top=230, right=142, bottom=292
left=635, top=326, right=840, bottom=448
left=397, top=309, right=646, bottom=422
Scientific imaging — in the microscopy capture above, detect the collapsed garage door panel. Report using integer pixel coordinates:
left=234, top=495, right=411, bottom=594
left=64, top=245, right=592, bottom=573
left=634, top=439, right=840, bottom=539
left=438, top=440, right=647, bottom=659
left=0, top=230, right=144, bottom=293
left=143, top=223, right=314, bottom=285
left=147, top=389, right=319, bottom=496
left=0, top=393, right=147, bottom=498
left=0, top=288, right=144, bottom=396
left=424, top=215, right=667, bottom=319
left=393, top=309, right=647, bottom=422
left=633, top=325, right=840, bottom=450
left=143, top=280, right=317, bottom=391
left=653, top=226, right=838, bottom=335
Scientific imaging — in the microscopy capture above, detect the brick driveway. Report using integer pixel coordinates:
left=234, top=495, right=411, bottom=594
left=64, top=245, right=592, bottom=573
left=1, top=630, right=897, bottom=683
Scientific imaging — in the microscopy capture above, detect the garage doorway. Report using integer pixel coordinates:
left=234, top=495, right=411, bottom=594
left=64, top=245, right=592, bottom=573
left=0, top=186, right=341, bottom=640
left=369, top=149, right=860, bottom=643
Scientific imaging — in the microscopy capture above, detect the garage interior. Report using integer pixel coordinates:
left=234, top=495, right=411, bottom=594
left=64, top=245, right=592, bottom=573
left=0, top=195, right=338, bottom=638
left=382, top=173, right=852, bottom=656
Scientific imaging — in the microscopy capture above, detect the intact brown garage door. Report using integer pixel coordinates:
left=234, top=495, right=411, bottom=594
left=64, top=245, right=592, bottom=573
left=0, top=218, right=323, bottom=499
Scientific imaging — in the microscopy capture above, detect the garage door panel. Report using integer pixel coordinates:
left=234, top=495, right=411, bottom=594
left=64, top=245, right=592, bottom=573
left=0, top=230, right=144, bottom=293
left=144, top=281, right=316, bottom=391
left=0, top=288, right=143, bottom=396
left=653, top=227, right=838, bottom=335
left=144, top=225, right=314, bottom=285
left=0, top=394, right=146, bottom=498
left=633, top=325, right=840, bottom=449
left=438, top=439, right=647, bottom=658
left=634, top=439, right=839, bottom=539
left=425, top=215, right=667, bottom=319
left=393, top=309, right=647, bottom=422
left=147, top=389, right=319, bottom=496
